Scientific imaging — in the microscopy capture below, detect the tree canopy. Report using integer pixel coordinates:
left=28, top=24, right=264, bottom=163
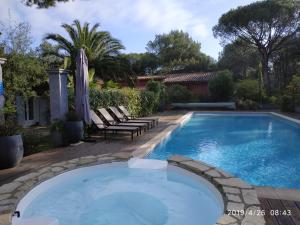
left=23, top=0, right=70, bottom=8
left=45, top=19, right=125, bottom=83
left=136, top=30, right=216, bottom=74
left=213, top=0, right=300, bottom=93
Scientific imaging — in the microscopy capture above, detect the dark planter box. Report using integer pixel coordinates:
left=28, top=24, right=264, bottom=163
left=0, top=134, right=24, bottom=169
left=64, top=121, right=84, bottom=144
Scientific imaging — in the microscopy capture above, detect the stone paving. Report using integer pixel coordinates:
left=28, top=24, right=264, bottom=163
left=168, top=155, right=265, bottom=225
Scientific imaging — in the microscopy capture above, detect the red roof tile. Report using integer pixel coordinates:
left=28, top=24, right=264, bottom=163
left=164, top=72, right=216, bottom=83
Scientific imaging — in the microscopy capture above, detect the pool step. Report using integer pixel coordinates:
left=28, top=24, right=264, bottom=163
left=128, top=158, right=167, bottom=169
left=14, top=217, right=59, bottom=225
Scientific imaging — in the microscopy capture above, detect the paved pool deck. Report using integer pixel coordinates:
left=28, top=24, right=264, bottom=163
left=0, top=111, right=187, bottom=186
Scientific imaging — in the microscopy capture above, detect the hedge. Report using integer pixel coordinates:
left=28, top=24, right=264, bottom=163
left=89, top=88, right=157, bottom=117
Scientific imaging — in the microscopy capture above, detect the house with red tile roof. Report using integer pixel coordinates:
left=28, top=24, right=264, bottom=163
left=120, top=72, right=216, bottom=98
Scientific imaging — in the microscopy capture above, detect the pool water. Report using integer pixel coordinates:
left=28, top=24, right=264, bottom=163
left=16, top=162, right=223, bottom=225
left=147, top=113, right=300, bottom=189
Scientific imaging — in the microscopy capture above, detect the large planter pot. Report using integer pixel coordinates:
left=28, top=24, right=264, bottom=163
left=51, top=130, right=66, bottom=147
left=64, top=121, right=84, bottom=144
left=0, top=134, right=24, bottom=169
left=295, top=105, right=300, bottom=113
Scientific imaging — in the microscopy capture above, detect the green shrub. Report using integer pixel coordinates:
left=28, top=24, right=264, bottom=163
left=89, top=87, right=158, bottom=117
left=105, top=80, right=120, bottom=89
left=146, top=80, right=167, bottom=111
left=237, top=99, right=259, bottom=110
left=266, top=96, right=279, bottom=105
left=89, top=89, right=125, bottom=109
left=120, top=88, right=141, bottom=118
left=141, top=91, right=157, bottom=116
left=286, top=75, right=300, bottom=104
left=23, top=130, right=51, bottom=156
left=166, top=84, right=192, bottom=103
left=280, top=95, right=295, bottom=112
left=235, top=79, right=261, bottom=102
left=208, top=70, right=234, bottom=101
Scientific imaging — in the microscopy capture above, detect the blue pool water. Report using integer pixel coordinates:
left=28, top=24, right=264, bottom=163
left=147, top=113, right=300, bottom=188
left=16, top=162, right=223, bottom=225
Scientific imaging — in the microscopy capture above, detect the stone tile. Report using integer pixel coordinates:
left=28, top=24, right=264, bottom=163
left=38, top=167, right=52, bottom=174
left=51, top=162, right=68, bottom=168
left=167, top=155, right=191, bottom=163
left=219, top=170, right=234, bottom=178
left=13, top=190, right=25, bottom=199
left=242, top=189, right=260, bottom=205
left=242, top=206, right=265, bottom=225
left=110, top=152, right=132, bottom=159
left=226, top=194, right=242, bottom=203
left=216, top=214, right=237, bottom=224
left=214, top=178, right=252, bottom=189
left=79, top=157, right=96, bottom=164
left=0, top=194, right=11, bottom=201
left=223, top=187, right=241, bottom=194
left=68, top=158, right=79, bottom=164
left=97, top=156, right=115, bottom=162
left=0, top=182, right=22, bottom=194
left=38, top=172, right=54, bottom=181
left=15, top=173, right=39, bottom=182
left=205, top=169, right=221, bottom=178
left=180, top=160, right=210, bottom=172
left=227, top=202, right=245, bottom=211
left=0, top=199, right=17, bottom=206
left=64, top=163, right=77, bottom=169
left=51, top=167, right=65, bottom=173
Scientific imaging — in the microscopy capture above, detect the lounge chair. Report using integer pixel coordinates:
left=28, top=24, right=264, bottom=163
left=117, top=105, right=159, bottom=127
left=90, top=110, right=140, bottom=141
left=107, top=106, right=152, bottom=129
left=98, top=108, right=148, bottom=132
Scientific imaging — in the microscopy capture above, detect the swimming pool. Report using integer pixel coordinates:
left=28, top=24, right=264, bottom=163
left=14, top=161, right=223, bottom=225
left=147, top=113, right=300, bottom=189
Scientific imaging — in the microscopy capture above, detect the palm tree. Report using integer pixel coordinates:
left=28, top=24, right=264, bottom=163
left=45, top=19, right=124, bottom=87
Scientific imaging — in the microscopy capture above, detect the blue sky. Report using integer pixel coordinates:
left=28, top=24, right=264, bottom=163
left=0, top=0, right=256, bottom=59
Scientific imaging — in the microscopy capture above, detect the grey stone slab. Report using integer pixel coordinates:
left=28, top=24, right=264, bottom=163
left=214, top=178, right=252, bottom=189
left=227, top=202, right=245, bottom=211
left=242, top=206, right=265, bottom=225
left=242, top=189, right=260, bottom=205
left=219, top=170, right=234, bottom=178
left=226, top=194, right=242, bottom=203
left=180, top=160, right=210, bottom=172
left=223, top=187, right=241, bottom=194
left=15, top=173, right=39, bottom=182
left=167, top=155, right=191, bottom=163
left=205, top=169, right=222, bottom=178
left=38, top=172, right=54, bottom=181
left=0, top=194, right=11, bottom=201
left=110, top=152, right=132, bottom=159
left=0, top=182, right=22, bottom=194
left=216, top=214, right=237, bottom=224
left=0, top=199, right=17, bottom=206
left=51, top=167, right=65, bottom=173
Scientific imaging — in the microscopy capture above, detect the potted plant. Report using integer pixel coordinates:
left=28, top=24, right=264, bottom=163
left=50, top=119, right=66, bottom=147
left=64, top=110, right=83, bottom=144
left=0, top=120, right=24, bottom=169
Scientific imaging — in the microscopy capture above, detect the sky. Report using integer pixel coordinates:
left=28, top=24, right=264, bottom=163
left=0, top=0, right=256, bottom=59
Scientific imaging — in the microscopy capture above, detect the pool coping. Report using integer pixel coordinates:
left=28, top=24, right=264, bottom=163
left=0, top=153, right=266, bottom=225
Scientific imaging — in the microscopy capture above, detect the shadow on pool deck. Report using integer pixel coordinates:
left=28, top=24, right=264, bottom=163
left=0, top=111, right=187, bottom=186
